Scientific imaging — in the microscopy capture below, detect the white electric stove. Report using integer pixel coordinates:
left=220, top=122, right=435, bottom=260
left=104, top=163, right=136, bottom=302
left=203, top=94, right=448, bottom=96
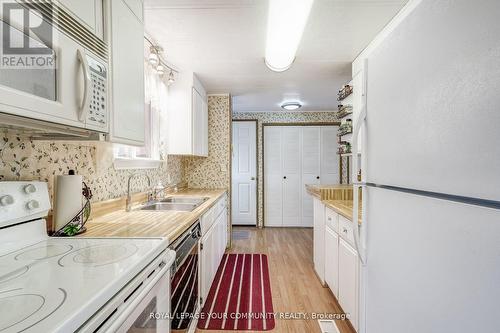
left=0, top=181, right=176, bottom=333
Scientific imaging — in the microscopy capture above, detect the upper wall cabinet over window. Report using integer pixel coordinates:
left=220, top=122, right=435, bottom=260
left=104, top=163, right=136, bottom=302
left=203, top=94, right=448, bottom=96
left=167, top=72, right=208, bottom=156
left=58, top=0, right=104, bottom=39
left=106, top=0, right=146, bottom=146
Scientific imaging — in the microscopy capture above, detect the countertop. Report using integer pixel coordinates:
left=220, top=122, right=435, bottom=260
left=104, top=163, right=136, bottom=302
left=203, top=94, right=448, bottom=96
left=80, top=188, right=227, bottom=242
left=305, top=184, right=362, bottom=224
left=323, top=200, right=362, bottom=225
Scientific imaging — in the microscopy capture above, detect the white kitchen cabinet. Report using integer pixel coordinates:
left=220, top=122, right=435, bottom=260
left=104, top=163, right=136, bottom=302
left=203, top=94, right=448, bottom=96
left=58, top=0, right=104, bottom=39
left=107, top=0, right=145, bottom=145
left=167, top=73, right=208, bottom=156
left=313, top=197, right=325, bottom=284
left=325, top=224, right=339, bottom=297
left=264, top=126, right=338, bottom=227
left=199, top=195, right=228, bottom=305
left=338, top=238, right=359, bottom=331
left=123, top=0, right=144, bottom=22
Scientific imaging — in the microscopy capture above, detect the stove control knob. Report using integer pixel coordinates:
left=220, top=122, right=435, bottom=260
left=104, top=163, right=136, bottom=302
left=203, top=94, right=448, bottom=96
left=26, top=200, right=40, bottom=210
left=24, top=184, right=37, bottom=194
left=0, top=195, right=14, bottom=206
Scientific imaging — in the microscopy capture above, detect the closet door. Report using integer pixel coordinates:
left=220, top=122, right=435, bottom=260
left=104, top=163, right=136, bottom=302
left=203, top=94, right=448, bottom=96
left=301, top=127, right=321, bottom=227
left=321, top=126, right=340, bottom=184
left=282, top=127, right=302, bottom=227
left=264, top=127, right=283, bottom=226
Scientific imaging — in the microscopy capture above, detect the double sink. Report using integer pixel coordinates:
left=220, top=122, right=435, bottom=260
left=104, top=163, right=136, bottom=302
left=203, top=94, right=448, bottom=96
left=137, top=196, right=209, bottom=212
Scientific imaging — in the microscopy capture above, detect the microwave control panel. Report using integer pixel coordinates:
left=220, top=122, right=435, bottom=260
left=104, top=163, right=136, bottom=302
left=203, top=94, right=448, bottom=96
left=86, top=55, right=108, bottom=129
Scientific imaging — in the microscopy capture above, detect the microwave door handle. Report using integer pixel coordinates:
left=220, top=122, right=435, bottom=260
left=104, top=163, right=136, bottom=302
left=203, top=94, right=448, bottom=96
left=77, top=49, right=91, bottom=122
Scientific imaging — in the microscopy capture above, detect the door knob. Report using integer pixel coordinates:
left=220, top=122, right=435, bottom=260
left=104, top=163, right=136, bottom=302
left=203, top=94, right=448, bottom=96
left=251, top=177, right=256, bottom=180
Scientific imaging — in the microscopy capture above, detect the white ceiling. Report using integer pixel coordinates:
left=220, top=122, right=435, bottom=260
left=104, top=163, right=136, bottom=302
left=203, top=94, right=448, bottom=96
left=144, top=0, right=408, bottom=112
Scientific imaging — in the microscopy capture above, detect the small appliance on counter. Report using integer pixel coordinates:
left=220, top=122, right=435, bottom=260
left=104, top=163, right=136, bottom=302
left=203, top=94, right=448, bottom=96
left=0, top=181, right=176, bottom=332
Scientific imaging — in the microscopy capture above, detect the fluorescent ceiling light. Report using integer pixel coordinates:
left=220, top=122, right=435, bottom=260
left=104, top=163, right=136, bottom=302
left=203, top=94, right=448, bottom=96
left=265, top=0, right=314, bottom=72
left=281, top=102, right=302, bottom=110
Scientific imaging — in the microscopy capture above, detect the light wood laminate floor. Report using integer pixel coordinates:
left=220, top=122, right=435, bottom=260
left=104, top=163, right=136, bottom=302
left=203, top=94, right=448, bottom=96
left=196, top=227, right=356, bottom=333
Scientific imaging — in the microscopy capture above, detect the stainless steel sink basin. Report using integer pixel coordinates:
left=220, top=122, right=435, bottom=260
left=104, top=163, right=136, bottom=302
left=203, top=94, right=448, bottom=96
left=137, top=202, right=198, bottom=212
left=160, top=197, right=209, bottom=205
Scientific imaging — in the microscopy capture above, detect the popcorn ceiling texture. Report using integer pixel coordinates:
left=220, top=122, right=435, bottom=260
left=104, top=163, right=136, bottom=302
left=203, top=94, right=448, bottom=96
left=232, top=111, right=340, bottom=227
left=0, top=132, right=184, bottom=203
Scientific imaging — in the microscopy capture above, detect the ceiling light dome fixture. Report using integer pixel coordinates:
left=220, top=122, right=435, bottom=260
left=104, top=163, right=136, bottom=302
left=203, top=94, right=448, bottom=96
left=281, top=101, right=302, bottom=111
left=265, top=0, right=314, bottom=72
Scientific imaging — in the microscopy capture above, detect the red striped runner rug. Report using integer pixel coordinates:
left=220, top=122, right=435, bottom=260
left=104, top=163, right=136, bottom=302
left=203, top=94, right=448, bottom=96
left=198, top=254, right=275, bottom=331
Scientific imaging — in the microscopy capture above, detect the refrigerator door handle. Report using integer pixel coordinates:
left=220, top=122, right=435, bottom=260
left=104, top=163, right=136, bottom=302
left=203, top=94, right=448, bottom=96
left=352, top=59, right=368, bottom=265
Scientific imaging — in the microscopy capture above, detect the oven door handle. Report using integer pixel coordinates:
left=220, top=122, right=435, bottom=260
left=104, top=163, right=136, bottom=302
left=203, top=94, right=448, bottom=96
left=105, top=253, right=175, bottom=332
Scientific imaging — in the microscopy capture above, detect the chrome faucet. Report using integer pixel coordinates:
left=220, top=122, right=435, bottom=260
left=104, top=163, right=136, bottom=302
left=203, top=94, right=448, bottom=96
left=126, top=173, right=152, bottom=212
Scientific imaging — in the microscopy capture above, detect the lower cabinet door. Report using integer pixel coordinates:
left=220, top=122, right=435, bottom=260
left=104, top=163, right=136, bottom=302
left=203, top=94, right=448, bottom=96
left=338, top=238, right=359, bottom=331
left=325, top=227, right=339, bottom=297
left=200, top=225, right=215, bottom=303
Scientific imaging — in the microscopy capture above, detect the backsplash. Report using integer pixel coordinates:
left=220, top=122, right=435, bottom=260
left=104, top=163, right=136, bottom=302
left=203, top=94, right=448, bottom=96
left=0, top=132, right=184, bottom=203
left=183, top=95, right=231, bottom=190
left=232, top=111, right=340, bottom=227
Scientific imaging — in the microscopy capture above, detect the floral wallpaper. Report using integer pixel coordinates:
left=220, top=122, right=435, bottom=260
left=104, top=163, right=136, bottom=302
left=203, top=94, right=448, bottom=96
left=0, top=131, right=184, bottom=203
left=232, top=111, right=341, bottom=227
left=183, top=95, right=231, bottom=190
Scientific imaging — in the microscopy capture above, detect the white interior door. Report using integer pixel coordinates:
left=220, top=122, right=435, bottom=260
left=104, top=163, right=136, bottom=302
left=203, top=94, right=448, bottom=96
left=301, top=127, right=321, bottom=227
left=282, top=127, right=302, bottom=227
left=320, top=126, right=340, bottom=184
left=264, top=126, right=283, bottom=226
left=232, top=121, right=257, bottom=225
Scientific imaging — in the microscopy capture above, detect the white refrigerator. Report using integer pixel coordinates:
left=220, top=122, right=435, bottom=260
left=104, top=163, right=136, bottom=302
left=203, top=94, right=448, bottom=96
left=351, top=1, right=500, bottom=332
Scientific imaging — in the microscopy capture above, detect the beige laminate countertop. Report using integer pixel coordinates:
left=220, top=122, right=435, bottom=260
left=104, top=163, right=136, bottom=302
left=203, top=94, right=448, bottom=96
left=80, top=188, right=227, bottom=242
left=323, top=200, right=362, bottom=225
left=305, top=184, right=362, bottom=224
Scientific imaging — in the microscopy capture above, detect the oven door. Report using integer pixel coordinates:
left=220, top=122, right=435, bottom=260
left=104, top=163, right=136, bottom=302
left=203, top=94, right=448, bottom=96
left=111, top=269, right=170, bottom=333
left=0, top=17, right=93, bottom=130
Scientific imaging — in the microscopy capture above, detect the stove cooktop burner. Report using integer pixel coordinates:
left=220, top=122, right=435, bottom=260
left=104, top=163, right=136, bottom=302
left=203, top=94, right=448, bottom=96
left=14, top=244, right=73, bottom=261
left=58, top=243, right=139, bottom=267
left=0, top=265, right=29, bottom=284
left=0, top=288, right=66, bottom=332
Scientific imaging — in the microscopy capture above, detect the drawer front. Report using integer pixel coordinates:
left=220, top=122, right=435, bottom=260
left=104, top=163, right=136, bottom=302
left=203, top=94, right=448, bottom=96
left=338, top=215, right=354, bottom=245
left=213, top=194, right=227, bottom=219
left=201, top=208, right=214, bottom=236
left=201, top=194, right=227, bottom=235
left=325, top=207, right=338, bottom=232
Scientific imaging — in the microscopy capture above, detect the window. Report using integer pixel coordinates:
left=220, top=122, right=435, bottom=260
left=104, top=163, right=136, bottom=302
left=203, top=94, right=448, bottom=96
left=113, top=57, right=167, bottom=170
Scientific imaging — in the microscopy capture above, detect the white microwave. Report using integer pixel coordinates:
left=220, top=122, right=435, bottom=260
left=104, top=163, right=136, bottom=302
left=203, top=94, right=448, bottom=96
left=0, top=1, right=109, bottom=136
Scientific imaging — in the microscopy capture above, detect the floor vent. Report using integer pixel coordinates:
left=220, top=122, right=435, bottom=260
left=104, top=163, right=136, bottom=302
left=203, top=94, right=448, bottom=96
left=232, top=230, right=250, bottom=240
left=318, top=320, right=340, bottom=333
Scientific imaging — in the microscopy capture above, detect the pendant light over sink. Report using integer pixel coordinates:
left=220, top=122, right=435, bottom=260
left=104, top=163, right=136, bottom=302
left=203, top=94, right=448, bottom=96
left=265, top=0, right=314, bottom=72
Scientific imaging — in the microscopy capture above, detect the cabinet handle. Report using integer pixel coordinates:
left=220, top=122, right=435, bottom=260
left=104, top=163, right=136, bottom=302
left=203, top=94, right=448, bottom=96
left=328, top=217, right=332, bottom=221
left=343, top=228, right=348, bottom=233
left=283, top=176, right=287, bottom=179
left=316, top=176, right=320, bottom=179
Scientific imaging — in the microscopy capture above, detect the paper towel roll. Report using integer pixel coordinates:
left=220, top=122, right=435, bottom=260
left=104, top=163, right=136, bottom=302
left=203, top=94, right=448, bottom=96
left=54, top=172, right=83, bottom=232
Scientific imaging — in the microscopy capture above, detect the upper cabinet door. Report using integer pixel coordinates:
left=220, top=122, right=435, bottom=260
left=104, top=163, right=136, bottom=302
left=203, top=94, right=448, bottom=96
left=58, top=0, right=104, bottom=39
left=123, top=0, right=144, bottom=22
left=108, top=0, right=145, bottom=145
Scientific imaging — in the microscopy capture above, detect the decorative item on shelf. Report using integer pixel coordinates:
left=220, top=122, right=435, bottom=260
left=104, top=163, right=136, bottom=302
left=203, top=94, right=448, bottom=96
left=337, top=142, right=352, bottom=155
left=336, top=104, right=353, bottom=118
left=337, top=84, right=353, bottom=101
left=337, top=120, right=353, bottom=137
left=52, top=171, right=93, bottom=237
